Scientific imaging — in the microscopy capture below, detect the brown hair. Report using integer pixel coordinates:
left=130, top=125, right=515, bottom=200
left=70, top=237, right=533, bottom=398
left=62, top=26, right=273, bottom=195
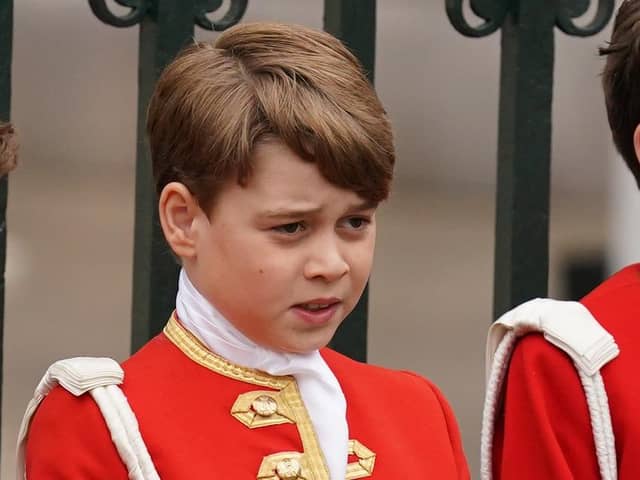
left=0, top=122, right=17, bottom=176
left=601, top=0, right=640, bottom=186
left=147, top=22, right=394, bottom=212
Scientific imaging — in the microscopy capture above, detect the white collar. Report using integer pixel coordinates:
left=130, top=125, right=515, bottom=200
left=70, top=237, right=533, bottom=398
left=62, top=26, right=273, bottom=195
left=175, top=269, right=348, bottom=480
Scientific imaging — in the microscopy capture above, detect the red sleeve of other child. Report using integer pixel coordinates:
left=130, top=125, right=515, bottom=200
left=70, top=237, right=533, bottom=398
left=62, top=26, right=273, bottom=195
left=492, top=333, right=601, bottom=480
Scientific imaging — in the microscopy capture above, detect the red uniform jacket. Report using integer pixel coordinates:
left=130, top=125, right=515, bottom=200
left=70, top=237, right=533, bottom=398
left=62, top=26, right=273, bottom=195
left=493, top=264, right=640, bottom=479
left=26, top=316, right=469, bottom=479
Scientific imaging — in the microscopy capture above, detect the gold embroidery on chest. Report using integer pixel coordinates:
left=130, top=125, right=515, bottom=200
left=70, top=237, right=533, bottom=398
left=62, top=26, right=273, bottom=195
left=346, top=440, right=376, bottom=479
left=231, top=390, right=295, bottom=428
left=164, top=317, right=377, bottom=479
left=164, top=316, right=330, bottom=479
left=258, top=452, right=310, bottom=479
left=259, top=439, right=376, bottom=480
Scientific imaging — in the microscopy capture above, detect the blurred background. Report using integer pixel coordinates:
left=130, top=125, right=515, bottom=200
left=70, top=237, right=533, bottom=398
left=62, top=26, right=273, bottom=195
left=4, top=0, right=637, bottom=477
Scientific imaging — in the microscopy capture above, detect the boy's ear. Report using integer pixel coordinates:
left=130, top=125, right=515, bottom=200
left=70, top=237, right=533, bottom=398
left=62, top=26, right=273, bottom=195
left=633, top=125, right=640, bottom=164
left=158, top=182, right=201, bottom=259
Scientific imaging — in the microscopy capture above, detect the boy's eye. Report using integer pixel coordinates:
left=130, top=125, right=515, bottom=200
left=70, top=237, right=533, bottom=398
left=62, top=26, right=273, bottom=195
left=348, top=218, right=365, bottom=229
left=343, top=217, right=370, bottom=229
left=273, top=222, right=305, bottom=234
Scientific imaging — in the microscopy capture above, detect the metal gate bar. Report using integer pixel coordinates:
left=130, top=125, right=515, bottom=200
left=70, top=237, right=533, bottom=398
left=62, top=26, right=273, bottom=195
left=446, top=0, right=614, bottom=318
left=0, top=0, right=13, bottom=460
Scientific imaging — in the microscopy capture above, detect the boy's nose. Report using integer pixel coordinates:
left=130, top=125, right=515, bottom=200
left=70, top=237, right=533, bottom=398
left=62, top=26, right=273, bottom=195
left=303, top=241, right=350, bottom=283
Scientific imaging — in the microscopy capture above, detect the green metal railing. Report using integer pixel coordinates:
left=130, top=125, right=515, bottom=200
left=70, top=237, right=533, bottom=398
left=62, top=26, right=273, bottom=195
left=323, top=0, right=376, bottom=362
left=89, top=0, right=249, bottom=354
left=446, top=0, right=614, bottom=318
left=0, top=0, right=11, bottom=460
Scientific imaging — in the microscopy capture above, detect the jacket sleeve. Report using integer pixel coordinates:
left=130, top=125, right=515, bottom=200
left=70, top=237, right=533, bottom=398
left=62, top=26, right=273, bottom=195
left=25, top=385, right=128, bottom=480
left=429, top=380, right=471, bottom=480
left=492, top=333, right=601, bottom=479
left=403, top=371, right=471, bottom=480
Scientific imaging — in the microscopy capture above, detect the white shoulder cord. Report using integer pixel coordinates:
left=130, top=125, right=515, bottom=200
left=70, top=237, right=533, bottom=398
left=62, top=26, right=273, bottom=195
left=16, top=357, right=160, bottom=480
left=577, top=369, right=617, bottom=480
left=480, top=330, right=517, bottom=480
left=481, top=298, right=619, bottom=480
left=90, top=385, right=160, bottom=480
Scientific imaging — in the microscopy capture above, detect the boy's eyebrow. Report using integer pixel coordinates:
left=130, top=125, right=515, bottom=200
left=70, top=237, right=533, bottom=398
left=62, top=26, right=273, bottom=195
left=348, top=200, right=378, bottom=211
left=258, top=200, right=377, bottom=219
left=259, top=206, right=323, bottom=219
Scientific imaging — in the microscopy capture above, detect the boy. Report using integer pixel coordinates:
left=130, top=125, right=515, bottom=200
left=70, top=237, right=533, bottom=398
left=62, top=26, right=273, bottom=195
left=485, top=1, right=640, bottom=478
left=18, top=23, right=469, bottom=479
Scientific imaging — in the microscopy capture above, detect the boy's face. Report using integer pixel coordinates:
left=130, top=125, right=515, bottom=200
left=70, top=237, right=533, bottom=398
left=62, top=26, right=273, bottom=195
left=186, top=140, right=377, bottom=354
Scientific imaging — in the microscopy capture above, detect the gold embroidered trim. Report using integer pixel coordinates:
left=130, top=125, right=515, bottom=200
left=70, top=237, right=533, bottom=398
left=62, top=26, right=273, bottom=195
left=164, top=315, right=330, bottom=479
left=279, top=381, right=329, bottom=479
left=258, top=452, right=310, bottom=479
left=345, top=440, right=376, bottom=479
left=231, top=390, right=295, bottom=428
left=164, top=315, right=291, bottom=388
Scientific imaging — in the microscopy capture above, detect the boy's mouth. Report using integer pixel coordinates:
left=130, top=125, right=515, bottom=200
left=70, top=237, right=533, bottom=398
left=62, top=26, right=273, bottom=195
left=300, top=303, right=332, bottom=311
left=291, top=298, right=341, bottom=325
left=294, top=298, right=340, bottom=311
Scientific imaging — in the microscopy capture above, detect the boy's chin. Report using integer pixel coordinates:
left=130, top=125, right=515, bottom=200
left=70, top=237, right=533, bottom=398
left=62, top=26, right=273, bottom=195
left=273, top=333, right=335, bottom=355
left=276, top=342, right=330, bottom=355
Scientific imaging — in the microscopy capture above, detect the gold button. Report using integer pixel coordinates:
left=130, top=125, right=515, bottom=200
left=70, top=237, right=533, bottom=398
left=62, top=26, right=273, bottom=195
left=251, top=394, right=278, bottom=417
left=275, top=458, right=301, bottom=479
